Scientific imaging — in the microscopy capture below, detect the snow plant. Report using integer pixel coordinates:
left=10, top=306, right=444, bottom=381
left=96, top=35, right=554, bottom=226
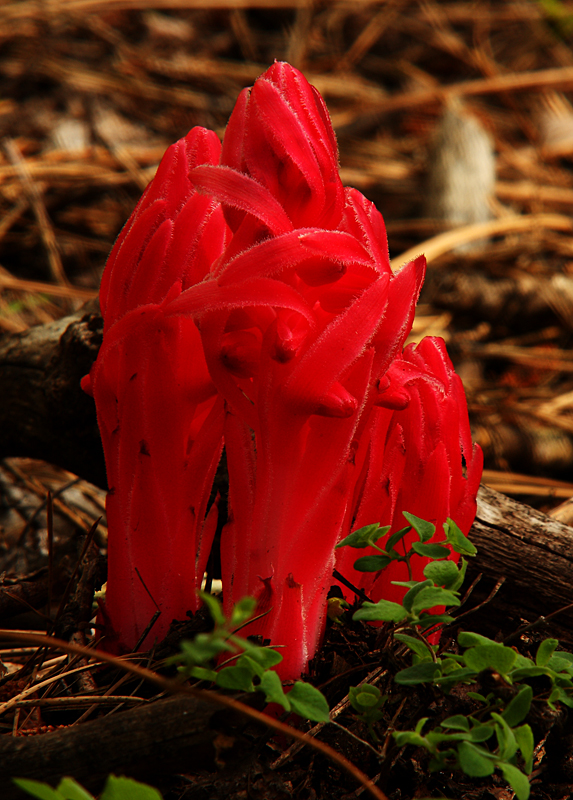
left=82, top=62, right=482, bottom=679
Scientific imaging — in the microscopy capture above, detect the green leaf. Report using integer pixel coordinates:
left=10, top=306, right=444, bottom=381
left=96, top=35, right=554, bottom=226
left=198, top=591, right=226, bottom=627
left=467, top=692, right=488, bottom=703
left=394, top=662, right=441, bottom=685
left=413, top=716, right=429, bottom=735
left=457, top=741, right=496, bottom=777
left=288, top=682, right=330, bottom=723
left=463, top=645, right=517, bottom=676
left=403, top=512, right=436, bottom=542
left=514, top=723, right=534, bottom=773
left=511, top=666, right=548, bottom=681
left=259, top=670, right=290, bottom=712
left=502, top=685, right=533, bottom=727
left=229, top=596, right=257, bottom=628
left=426, top=730, right=471, bottom=745
left=237, top=646, right=282, bottom=671
left=498, top=762, right=530, bottom=800
left=215, top=666, right=255, bottom=692
left=353, top=554, right=392, bottom=572
left=536, top=638, right=559, bottom=667
left=56, top=779, right=95, bottom=800
left=440, top=655, right=466, bottom=672
left=190, top=666, right=218, bottom=682
left=418, top=613, right=456, bottom=630
left=401, top=579, right=433, bottom=612
left=336, top=524, right=389, bottom=549
left=435, top=668, right=481, bottom=690
left=548, top=650, right=573, bottom=670
left=458, top=631, right=499, bottom=648
left=393, top=633, right=435, bottom=661
left=491, top=712, right=518, bottom=761
left=423, top=560, right=460, bottom=589
left=444, top=519, right=477, bottom=556
left=235, top=653, right=266, bottom=679
left=514, top=651, right=536, bottom=669
left=101, top=776, right=163, bottom=800
left=12, top=780, right=65, bottom=800
left=384, top=526, right=412, bottom=554
left=353, top=600, right=408, bottom=623
left=349, top=684, right=382, bottom=712
left=393, top=730, right=428, bottom=749
left=410, top=586, right=461, bottom=615
left=448, top=557, right=468, bottom=593
left=355, top=691, right=380, bottom=708
left=411, top=542, right=452, bottom=559
left=468, top=723, right=495, bottom=743
left=179, top=634, right=232, bottom=665
left=547, top=653, right=573, bottom=674
left=549, top=686, right=573, bottom=708
left=441, top=715, right=470, bottom=731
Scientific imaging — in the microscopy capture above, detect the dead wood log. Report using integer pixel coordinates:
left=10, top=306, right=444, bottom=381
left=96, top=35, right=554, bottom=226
left=0, top=693, right=246, bottom=799
left=463, top=484, right=573, bottom=646
left=0, top=304, right=106, bottom=489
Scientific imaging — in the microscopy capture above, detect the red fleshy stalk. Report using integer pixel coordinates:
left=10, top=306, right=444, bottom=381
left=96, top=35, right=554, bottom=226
left=84, top=129, right=229, bottom=649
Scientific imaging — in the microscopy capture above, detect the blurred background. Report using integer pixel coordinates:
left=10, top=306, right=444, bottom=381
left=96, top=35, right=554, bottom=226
left=3, top=0, right=573, bottom=521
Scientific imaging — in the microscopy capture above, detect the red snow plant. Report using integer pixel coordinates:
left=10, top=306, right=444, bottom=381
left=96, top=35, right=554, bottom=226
left=83, top=62, right=482, bottom=679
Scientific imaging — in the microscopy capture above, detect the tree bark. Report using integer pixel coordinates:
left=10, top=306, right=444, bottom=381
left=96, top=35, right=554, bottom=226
left=462, top=484, right=573, bottom=647
left=0, top=694, right=239, bottom=798
left=0, top=304, right=106, bottom=489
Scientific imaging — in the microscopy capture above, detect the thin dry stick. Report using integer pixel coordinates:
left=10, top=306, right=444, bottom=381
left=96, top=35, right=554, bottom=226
left=353, top=64, right=573, bottom=118
left=3, top=139, right=69, bottom=288
left=0, top=630, right=389, bottom=800
left=0, top=272, right=96, bottom=301
left=0, top=0, right=311, bottom=20
left=13, top=695, right=146, bottom=708
left=391, top=213, right=573, bottom=270
left=0, top=661, right=108, bottom=717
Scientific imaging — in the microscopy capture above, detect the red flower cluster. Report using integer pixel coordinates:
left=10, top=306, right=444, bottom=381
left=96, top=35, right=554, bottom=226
left=83, top=62, right=482, bottom=678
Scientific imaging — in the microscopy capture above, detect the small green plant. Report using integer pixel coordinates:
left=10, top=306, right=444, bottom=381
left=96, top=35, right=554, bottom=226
left=337, top=513, right=475, bottom=637
left=391, top=633, right=573, bottom=799
left=348, top=683, right=387, bottom=742
left=170, top=592, right=330, bottom=723
left=13, top=774, right=162, bottom=800
left=336, top=513, right=568, bottom=800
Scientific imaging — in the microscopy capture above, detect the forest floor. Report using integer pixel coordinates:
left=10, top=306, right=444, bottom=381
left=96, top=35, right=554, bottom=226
left=2, top=1, right=573, bottom=798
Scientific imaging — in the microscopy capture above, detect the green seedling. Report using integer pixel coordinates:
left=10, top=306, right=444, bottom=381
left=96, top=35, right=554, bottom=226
left=169, top=592, right=329, bottom=723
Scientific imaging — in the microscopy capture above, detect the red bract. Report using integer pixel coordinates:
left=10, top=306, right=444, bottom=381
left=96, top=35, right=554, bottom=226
left=85, top=62, right=482, bottom=675
left=83, top=129, right=230, bottom=650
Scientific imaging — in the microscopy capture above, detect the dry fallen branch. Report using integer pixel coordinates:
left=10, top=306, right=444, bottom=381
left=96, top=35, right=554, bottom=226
left=464, top=485, right=573, bottom=646
left=0, top=305, right=105, bottom=489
